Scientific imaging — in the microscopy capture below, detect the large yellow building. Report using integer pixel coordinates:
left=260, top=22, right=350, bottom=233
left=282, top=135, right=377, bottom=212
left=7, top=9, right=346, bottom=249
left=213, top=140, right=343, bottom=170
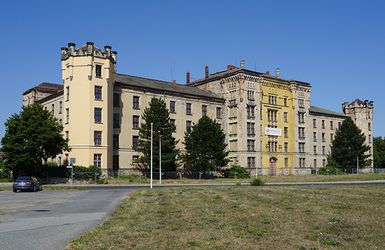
left=22, top=42, right=374, bottom=175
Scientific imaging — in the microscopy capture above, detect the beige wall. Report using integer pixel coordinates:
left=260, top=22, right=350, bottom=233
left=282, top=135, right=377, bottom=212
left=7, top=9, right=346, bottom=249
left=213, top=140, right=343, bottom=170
left=115, top=87, right=223, bottom=169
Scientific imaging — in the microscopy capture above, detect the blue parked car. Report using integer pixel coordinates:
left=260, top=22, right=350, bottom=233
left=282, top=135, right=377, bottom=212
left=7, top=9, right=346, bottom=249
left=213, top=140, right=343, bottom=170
left=13, top=176, right=42, bottom=192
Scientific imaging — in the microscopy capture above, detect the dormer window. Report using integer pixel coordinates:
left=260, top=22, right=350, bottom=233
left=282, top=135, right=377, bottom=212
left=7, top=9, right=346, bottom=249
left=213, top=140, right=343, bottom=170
left=95, top=65, right=102, bottom=78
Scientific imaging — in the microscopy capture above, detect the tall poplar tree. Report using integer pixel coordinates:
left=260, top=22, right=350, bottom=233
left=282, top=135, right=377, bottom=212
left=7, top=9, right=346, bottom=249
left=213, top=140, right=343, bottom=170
left=135, top=98, right=179, bottom=174
left=328, top=117, right=371, bottom=171
left=373, top=136, right=385, bottom=168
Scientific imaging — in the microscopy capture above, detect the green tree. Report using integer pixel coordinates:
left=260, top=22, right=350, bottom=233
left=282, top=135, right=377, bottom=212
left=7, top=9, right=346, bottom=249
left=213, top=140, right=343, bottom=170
left=373, top=136, right=385, bottom=168
left=136, top=98, right=179, bottom=173
left=1, top=104, right=69, bottom=177
left=183, top=116, right=229, bottom=172
left=328, top=117, right=371, bottom=171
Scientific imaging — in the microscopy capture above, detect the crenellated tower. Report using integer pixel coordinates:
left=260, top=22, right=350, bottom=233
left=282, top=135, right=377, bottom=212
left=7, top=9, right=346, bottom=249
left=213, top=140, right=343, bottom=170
left=61, top=42, right=117, bottom=169
left=342, top=99, right=374, bottom=168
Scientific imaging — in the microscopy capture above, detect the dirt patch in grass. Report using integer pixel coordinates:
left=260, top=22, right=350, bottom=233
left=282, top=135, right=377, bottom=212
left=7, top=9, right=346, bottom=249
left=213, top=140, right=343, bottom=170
left=68, top=186, right=385, bottom=250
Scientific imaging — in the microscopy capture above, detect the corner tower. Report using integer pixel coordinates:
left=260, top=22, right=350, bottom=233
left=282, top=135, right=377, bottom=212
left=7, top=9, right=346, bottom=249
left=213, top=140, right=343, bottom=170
left=61, top=42, right=117, bottom=170
left=343, top=99, right=374, bottom=169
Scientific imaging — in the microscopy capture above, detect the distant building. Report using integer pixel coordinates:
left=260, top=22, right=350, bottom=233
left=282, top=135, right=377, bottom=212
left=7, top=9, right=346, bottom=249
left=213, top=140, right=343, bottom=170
left=22, top=42, right=374, bottom=175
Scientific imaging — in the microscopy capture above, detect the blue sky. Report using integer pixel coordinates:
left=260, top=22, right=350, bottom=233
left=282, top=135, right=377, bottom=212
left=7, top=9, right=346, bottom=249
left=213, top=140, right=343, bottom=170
left=0, top=0, right=384, bottom=139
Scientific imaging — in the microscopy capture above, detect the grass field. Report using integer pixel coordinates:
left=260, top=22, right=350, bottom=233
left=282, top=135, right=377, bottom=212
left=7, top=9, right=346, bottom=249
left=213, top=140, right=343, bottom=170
left=68, top=186, right=385, bottom=250
left=104, top=173, right=385, bottom=185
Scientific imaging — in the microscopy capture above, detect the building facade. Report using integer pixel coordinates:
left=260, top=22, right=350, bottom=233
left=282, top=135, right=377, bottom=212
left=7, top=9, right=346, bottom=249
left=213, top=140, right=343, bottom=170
left=23, top=42, right=374, bottom=175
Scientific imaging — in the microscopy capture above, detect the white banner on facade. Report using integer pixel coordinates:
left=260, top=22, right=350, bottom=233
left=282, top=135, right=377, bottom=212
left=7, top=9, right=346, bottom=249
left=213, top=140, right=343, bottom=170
left=265, top=127, right=282, bottom=136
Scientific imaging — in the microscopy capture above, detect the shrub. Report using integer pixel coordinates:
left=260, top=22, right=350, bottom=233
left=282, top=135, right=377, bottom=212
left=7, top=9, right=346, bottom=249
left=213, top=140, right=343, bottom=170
left=224, top=165, right=250, bottom=179
left=250, top=178, right=264, bottom=186
left=318, top=166, right=340, bottom=175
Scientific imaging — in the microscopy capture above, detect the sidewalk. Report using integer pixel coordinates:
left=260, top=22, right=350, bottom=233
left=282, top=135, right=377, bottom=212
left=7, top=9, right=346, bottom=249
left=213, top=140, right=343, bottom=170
left=2, top=179, right=385, bottom=189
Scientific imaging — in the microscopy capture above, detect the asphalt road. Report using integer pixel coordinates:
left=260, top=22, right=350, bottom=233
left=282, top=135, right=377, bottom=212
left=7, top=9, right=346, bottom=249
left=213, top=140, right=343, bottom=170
left=0, top=188, right=136, bottom=250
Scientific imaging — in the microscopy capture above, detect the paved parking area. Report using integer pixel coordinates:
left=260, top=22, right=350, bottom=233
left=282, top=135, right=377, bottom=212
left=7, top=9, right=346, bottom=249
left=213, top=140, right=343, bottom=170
left=0, top=188, right=136, bottom=250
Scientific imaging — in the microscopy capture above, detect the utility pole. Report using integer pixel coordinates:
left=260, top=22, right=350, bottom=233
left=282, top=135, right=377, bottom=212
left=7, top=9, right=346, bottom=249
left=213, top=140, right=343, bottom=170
left=150, top=123, right=153, bottom=188
left=159, top=134, right=162, bottom=184
left=356, top=156, right=359, bottom=175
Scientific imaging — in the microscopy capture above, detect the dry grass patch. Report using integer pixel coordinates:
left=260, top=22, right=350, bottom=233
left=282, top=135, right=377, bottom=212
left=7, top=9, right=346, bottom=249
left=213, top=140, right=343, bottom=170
left=68, top=186, right=385, bottom=250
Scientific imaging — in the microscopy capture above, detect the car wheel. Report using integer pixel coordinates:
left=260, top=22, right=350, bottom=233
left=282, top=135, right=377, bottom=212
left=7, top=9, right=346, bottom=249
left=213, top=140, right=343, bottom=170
left=13, top=189, right=17, bottom=193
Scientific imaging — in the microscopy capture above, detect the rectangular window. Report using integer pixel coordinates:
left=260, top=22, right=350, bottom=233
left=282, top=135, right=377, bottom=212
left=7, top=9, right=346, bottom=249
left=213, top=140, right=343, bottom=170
left=322, top=120, right=325, bottom=129
left=133, top=115, right=139, bottom=129
left=113, top=113, right=120, bottom=128
left=284, top=127, right=288, bottom=138
left=95, top=65, right=102, bottom=78
left=285, top=158, right=289, bottom=168
left=314, top=159, right=317, bottom=169
left=113, top=93, right=120, bottom=107
left=59, top=101, right=62, bottom=114
left=247, top=157, right=256, bottom=169
left=66, top=86, right=69, bottom=101
left=65, top=131, right=69, bottom=140
left=368, top=122, right=371, bottom=131
left=298, top=112, right=305, bottom=124
left=298, top=99, right=305, bottom=108
left=202, top=105, right=207, bottom=117
left=322, top=159, right=326, bottom=167
left=369, top=134, right=372, bottom=143
left=186, top=120, right=192, bottom=132
left=338, top=122, right=341, bottom=128
left=132, top=135, right=139, bottom=148
left=247, top=140, right=255, bottom=151
left=322, top=133, right=326, bottom=142
left=186, top=103, right=192, bottom=115
left=284, top=142, right=288, bottom=153
left=268, top=95, right=277, bottom=105
left=247, top=105, right=255, bottom=119
left=94, top=154, right=102, bottom=167
left=283, top=112, right=288, bottom=122
left=248, top=90, right=255, bottom=101
left=313, top=132, right=317, bottom=142
left=299, top=142, right=305, bottom=153
left=94, top=108, right=102, bottom=123
left=170, top=119, right=176, bottom=131
left=299, top=158, right=306, bottom=168
left=267, top=109, right=278, bottom=122
left=94, top=131, right=102, bottom=146
left=247, top=122, right=255, bottom=136
left=133, top=96, right=140, bottom=109
left=313, top=145, right=317, bottom=154
left=66, top=108, right=69, bottom=124
left=330, top=121, right=334, bottom=130
left=313, top=119, right=317, bottom=128
left=284, top=98, right=288, bottom=107
left=216, top=107, right=222, bottom=119
left=298, top=127, right=305, bottom=139
left=322, top=146, right=326, bottom=155
left=51, top=104, right=54, bottom=114
left=94, top=86, right=102, bottom=100
left=330, top=133, right=334, bottom=141
left=170, top=101, right=176, bottom=113
left=113, top=134, right=119, bottom=149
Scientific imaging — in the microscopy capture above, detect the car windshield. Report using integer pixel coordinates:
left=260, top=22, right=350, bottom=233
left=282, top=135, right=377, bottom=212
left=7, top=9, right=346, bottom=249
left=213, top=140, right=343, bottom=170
left=16, top=176, right=32, bottom=181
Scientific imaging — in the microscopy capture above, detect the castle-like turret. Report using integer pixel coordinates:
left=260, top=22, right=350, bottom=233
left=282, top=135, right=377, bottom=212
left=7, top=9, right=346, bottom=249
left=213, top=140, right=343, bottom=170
left=61, top=42, right=117, bottom=169
left=343, top=99, right=374, bottom=168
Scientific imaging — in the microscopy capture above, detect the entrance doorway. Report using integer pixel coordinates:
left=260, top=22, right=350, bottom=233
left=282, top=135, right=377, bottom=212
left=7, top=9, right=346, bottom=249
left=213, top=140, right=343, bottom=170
left=269, top=157, right=277, bottom=176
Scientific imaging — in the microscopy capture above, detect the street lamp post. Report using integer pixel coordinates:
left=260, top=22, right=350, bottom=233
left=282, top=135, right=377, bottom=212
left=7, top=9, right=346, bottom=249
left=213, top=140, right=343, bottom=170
left=150, top=123, right=153, bottom=189
left=159, top=134, right=162, bottom=184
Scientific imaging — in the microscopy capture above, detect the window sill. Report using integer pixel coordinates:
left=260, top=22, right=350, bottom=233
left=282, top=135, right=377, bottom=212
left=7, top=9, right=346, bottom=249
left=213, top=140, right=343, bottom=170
left=95, top=99, right=103, bottom=101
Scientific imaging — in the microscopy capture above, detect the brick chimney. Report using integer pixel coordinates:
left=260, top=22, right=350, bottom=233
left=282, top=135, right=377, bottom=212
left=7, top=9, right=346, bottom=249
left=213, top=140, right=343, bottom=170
left=205, top=66, right=209, bottom=79
left=227, top=64, right=235, bottom=71
left=186, top=72, right=190, bottom=84
left=172, top=80, right=176, bottom=86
